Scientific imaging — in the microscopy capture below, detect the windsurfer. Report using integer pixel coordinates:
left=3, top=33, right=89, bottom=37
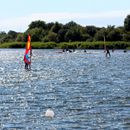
left=24, top=34, right=32, bottom=71
left=24, top=53, right=31, bottom=70
left=105, top=47, right=111, bottom=57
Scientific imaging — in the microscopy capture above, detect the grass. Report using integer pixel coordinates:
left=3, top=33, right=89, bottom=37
left=0, top=41, right=130, bottom=49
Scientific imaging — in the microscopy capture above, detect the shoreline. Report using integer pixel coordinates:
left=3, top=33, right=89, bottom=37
left=0, top=41, right=130, bottom=49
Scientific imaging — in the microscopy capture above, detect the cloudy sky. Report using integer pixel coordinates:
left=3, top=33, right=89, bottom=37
left=0, top=0, right=130, bottom=32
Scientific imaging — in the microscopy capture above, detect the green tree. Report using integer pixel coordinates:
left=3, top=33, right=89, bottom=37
left=8, top=30, right=17, bottom=40
left=28, top=20, right=46, bottom=30
left=0, top=31, right=9, bottom=43
left=86, top=26, right=97, bottom=37
left=124, top=15, right=130, bottom=31
left=122, top=32, right=130, bottom=41
left=51, top=22, right=63, bottom=33
left=57, top=28, right=67, bottom=42
left=95, top=28, right=107, bottom=41
left=16, top=33, right=24, bottom=42
left=107, top=29, right=122, bottom=41
left=64, top=21, right=82, bottom=42
left=46, top=22, right=54, bottom=31
left=64, top=28, right=82, bottom=42
left=64, top=21, right=78, bottom=29
left=47, top=32, right=57, bottom=42
left=27, top=28, right=44, bottom=41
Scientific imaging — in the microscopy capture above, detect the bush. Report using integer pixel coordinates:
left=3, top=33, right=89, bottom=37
left=0, top=41, right=130, bottom=49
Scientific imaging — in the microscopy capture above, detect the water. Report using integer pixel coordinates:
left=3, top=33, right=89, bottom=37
left=0, top=49, right=130, bottom=130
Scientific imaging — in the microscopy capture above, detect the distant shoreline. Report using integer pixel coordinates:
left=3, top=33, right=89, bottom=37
left=0, top=41, right=130, bottom=49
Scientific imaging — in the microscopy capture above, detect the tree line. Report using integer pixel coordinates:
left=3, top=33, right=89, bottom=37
left=0, top=14, right=130, bottom=43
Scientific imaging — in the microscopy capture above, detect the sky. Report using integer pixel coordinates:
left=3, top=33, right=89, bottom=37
left=0, top=0, right=130, bottom=32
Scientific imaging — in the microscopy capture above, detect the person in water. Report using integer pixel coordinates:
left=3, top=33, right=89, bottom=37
left=24, top=54, right=31, bottom=70
left=105, top=47, right=111, bottom=57
left=24, top=48, right=32, bottom=70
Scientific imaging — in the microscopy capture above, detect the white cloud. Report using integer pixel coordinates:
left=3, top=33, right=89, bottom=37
left=0, top=9, right=130, bottom=32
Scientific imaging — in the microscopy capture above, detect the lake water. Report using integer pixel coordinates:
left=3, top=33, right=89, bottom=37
left=0, top=49, right=130, bottom=130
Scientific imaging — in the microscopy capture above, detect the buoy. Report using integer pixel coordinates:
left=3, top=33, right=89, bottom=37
left=45, top=109, right=54, bottom=118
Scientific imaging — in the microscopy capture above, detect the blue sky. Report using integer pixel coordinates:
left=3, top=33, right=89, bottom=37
left=0, top=0, right=130, bottom=32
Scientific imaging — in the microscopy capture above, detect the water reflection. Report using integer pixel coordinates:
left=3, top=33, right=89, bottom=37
left=0, top=49, right=130, bottom=129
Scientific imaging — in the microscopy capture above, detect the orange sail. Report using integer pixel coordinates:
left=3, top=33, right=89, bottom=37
left=24, top=35, right=32, bottom=64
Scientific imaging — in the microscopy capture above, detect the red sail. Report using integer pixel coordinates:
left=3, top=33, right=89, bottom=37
left=24, top=35, right=32, bottom=64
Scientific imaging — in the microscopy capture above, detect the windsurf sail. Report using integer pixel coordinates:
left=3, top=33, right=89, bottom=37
left=24, top=34, right=32, bottom=64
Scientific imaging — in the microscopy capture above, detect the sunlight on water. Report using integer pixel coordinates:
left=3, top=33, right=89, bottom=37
left=0, top=49, right=130, bottom=129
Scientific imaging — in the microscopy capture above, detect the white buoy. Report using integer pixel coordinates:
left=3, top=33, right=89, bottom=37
left=45, top=109, right=54, bottom=118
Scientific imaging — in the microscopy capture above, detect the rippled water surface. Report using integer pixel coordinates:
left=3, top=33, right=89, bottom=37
left=0, top=49, right=130, bottom=130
